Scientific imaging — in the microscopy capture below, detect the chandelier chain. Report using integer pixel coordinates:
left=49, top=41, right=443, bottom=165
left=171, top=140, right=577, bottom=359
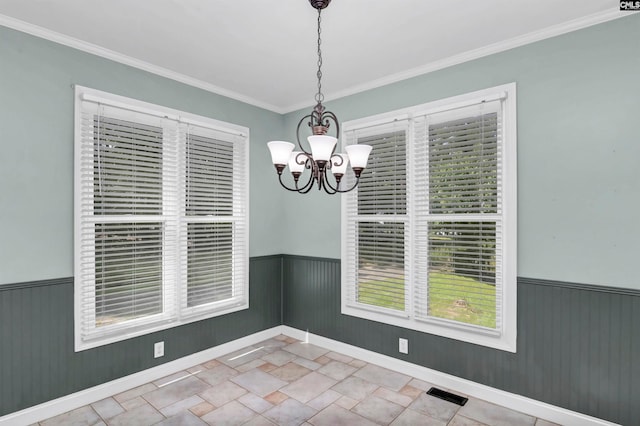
left=315, top=8, right=324, bottom=104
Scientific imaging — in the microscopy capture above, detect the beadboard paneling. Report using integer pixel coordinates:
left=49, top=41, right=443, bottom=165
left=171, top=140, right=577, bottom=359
left=0, top=255, right=282, bottom=416
left=282, top=255, right=639, bottom=425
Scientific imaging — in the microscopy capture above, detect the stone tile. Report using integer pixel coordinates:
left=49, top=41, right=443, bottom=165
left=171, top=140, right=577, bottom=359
left=284, top=337, right=298, bottom=344
left=155, top=411, right=207, bottom=426
left=390, top=408, right=447, bottom=426
left=349, top=359, right=367, bottom=368
left=373, top=387, right=414, bottom=407
left=408, top=393, right=459, bottom=423
left=113, top=383, right=157, bottom=403
left=536, top=419, right=561, bottom=426
left=399, top=384, right=423, bottom=399
left=243, top=416, right=277, bottom=426
left=262, top=350, right=298, bottom=367
left=199, top=380, right=247, bottom=407
left=257, top=338, right=288, bottom=353
left=314, top=355, right=331, bottom=365
left=236, top=358, right=267, bottom=373
left=406, top=378, right=434, bottom=391
left=190, top=401, right=215, bottom=417
left=308, top=404, right=378, bottom=426
left=153, top=371, right=192, bottom=387
left=203, top=359, right=221, bottom=369
left=307, top=389, right=342, bottom=411
left=325, top=351, right=353, bottom=363
left=293, top=357, right=322, bottom=371
left=186, top=364, right=207, bottom=375
left=160, top=395, right=205, bottom=417
left=259, top=362, right=278, bottom=372
left=196, top=364, right=238, bottom=386
left=231, top=368, right=288, bottom=397
left=265, top=391, right=289, bottom=405
left=263, top=398, right=317, bottom=426
left=283, top=342, right=329, bottom=360
left=238, top=392, right=274, bottom=414
left=449, top=414, right=486, bottom=426
left=143, top=375, right=210, bottom=409
left=457, top=399, right=536, bottom=426
left=280, top=371, right=337, bottom=403
left=269, top=362, right=312, bottom=382
left=120, top=396, right=147, bottom=411
left=354, top=364, right=411, bottom=392
left=107, top=403, right=164, bottom=426
left=200, top=400, right=255, bottom=425
left=353, top=395, right=405, bottom=425
left=317, top=361, right=358, bottom=381
left=40, top=406, right=101, bottom=426
left=331, top=376, right=379, bottom=401
left=335, top=395, right=359, bottom=410
left=274, top=334, right=289, bottom=341
left=218, top=346, right=269, bottom=368
left=91, top=397, right=124, bottom=420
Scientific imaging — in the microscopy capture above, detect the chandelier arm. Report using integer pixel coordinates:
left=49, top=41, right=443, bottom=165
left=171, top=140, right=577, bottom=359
left=295, top=114, right=314, bottom=154
left=333, top=176, right=361, bottom=193
left=277, top=173, right=306, bottom=192
left=296, top=167, right=316, bottom=193
left=320, top=169, right=339, bottom=194
left=320, top=110, right=340, bottom=139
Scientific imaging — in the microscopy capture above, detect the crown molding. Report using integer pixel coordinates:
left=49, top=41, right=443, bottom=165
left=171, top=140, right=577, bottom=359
left=1, top=9, right=635, bottom=115
left=283, top=8, right=635, bottom=113
left=0, top=14, right=285, bottom=114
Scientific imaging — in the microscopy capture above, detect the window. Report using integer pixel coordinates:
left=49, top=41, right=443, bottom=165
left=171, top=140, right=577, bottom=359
left=74, top=86, right=249, bottom=351
left=342, top=84, right=517, bottom=352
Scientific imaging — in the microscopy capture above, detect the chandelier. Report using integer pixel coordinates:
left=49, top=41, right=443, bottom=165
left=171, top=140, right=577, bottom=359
left=267, top=0, right=372, bottom=194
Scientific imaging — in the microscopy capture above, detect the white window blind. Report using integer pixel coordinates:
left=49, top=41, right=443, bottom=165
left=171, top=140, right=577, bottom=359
left=74, top=86, right=249, bottom=351
left=342, top=84, right=517, bottom=352
left=343, top=120, right=409, bottom=317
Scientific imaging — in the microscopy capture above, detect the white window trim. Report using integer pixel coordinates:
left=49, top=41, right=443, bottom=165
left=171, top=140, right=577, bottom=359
left=341, top=83, right=517, bottom=352
left=74, top=86, right=250, bottom=351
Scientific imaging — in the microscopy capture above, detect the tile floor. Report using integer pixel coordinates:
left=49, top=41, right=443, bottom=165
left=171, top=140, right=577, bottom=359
left=37, top=335, right=559, bottom=426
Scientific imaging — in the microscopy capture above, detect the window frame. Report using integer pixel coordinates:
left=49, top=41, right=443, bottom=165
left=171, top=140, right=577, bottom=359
left=74, top=86, right=249, bottom=352
left=341, top=83, right=517, bottom=352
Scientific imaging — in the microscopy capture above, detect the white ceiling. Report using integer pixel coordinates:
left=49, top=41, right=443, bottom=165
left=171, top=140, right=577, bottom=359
left=0, top=0, right=623, bottom=113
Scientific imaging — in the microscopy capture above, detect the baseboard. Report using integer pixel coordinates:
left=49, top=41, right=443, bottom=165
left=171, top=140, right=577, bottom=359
left=1, top=325, right=619, bottom=426
left=0, top=326, right=286, bottom=426
left=281, top=326, right=619, bottom=426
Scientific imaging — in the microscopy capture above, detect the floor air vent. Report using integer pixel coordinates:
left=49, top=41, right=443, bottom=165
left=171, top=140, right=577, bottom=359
left=426, top=387, right=468, bottom=406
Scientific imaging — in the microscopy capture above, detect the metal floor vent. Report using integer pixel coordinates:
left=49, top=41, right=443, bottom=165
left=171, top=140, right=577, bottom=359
left=426, top=387, right=468, bottom=406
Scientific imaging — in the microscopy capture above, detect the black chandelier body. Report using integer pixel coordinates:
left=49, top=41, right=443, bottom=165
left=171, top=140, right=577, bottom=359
left=267, top=0, right=371, bottom=195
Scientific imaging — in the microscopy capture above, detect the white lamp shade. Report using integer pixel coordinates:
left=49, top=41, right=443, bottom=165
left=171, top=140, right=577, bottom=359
left=288, top=151, right=307, bottom=173
left=345, top=144, right=372, bottom=168
left=308, top=135, right=337, bottom=162
left=330, top=154, right=349, bottom=175
left=267, top=141, right=295, bottom=165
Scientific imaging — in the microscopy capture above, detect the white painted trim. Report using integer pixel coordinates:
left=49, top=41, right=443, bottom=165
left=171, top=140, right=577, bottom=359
left=0, top=326, right=286, bottom=426
left=0, top=325, right=620, bottom=426
left=284, top=9, right=635, bottom=113
left=0, top=14, right=283, bottom=114
left=281, top=327, right=620, bottom=426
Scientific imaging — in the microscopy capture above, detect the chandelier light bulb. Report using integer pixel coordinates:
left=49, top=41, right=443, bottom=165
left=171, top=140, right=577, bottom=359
left=267, top=141, right=295, bottom=166
left=345, top=144, right=373, bottom=169
left=308, top=135, right=337, bottom=162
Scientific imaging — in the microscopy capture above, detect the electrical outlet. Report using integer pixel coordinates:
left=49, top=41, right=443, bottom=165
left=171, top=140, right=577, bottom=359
left=154, top=341, right=164, bottom=358
left=399, top=338, right=408, bottom=354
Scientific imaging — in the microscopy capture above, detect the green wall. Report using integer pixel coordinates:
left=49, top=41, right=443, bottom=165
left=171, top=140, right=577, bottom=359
left=281, top=13, right=640, bottom=289
left=0, top=25, right=286, bottom=285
